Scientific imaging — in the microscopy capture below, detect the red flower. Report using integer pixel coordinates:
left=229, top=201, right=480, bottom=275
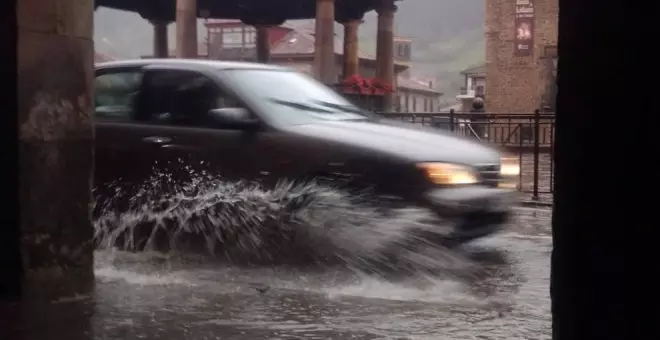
left=338, top=75, right=393, bottom=95
left=370, top=78, right=393, bottom=94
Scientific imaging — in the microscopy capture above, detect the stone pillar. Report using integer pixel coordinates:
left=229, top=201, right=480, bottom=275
left=15, top=0, right=95, bottom=299
left=341, top=20, right=360, bottom=78
left=176, top=0, right=198, bottom=58
left=375, top=0, right=396, bottom=111
left=314, top=0, right=336, bottom=84
left=255, top=26, right=270, bottom=63
left=151, top=20, right=169, bottom=58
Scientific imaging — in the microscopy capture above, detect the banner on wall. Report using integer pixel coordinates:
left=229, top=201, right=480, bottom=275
left=514, top=0, right=535, bottom=56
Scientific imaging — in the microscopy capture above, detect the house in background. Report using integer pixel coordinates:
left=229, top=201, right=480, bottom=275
left=456, top=64, right=486, bottom=111
left=391, top=36, right=442, bottom=112
left=396, top=76, right=443, bottom=113
left=145, top=20, right=442, bottom=113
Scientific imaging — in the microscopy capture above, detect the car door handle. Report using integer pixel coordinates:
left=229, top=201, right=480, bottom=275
left=142, top=136, right=172, bottom=145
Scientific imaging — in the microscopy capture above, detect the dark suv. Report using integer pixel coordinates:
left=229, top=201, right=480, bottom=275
left=93, top=59, right=519, bottom=245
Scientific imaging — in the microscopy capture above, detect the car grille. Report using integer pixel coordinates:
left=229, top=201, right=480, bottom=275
left=475, top=164, right=501, bottom=187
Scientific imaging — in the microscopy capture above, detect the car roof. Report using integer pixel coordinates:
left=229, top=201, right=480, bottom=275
left=95, top=58, right=289, bottom=72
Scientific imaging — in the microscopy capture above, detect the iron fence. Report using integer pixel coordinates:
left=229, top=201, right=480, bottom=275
left=378, top=109, right=555, bottom=202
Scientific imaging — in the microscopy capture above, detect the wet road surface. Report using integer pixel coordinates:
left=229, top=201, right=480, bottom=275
left=1, top=207, right=551, bottom=340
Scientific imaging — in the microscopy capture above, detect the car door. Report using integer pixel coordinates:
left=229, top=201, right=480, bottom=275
left=93, top=67, right=163, bottom=213
left=130, top=66, right=260, bottom=192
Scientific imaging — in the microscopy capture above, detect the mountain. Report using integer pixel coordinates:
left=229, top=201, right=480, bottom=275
left=94, top=0, right=484, bottom=103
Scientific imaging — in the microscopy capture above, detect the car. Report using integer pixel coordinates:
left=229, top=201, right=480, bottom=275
left=93, top=59, right=519, bottom=248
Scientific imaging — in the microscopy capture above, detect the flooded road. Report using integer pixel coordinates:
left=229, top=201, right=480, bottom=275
left=1, top=207, right=551, bottom=340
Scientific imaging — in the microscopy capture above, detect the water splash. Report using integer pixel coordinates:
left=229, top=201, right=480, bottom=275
left=93, top=170, right=475, bottom=276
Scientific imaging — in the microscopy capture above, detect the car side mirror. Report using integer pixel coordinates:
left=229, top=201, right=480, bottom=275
left=208, top=107, right=259, bottom=130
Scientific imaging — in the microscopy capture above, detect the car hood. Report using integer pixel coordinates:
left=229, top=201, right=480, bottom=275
left=285, top=119, right=502, bottom=165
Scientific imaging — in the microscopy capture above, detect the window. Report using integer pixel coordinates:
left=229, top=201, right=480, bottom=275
left=223, top=32, right=242, bottom=46
left=219, top=26, right=257, bottom=48
left=412, top=96, right=417, bottom=111
left=94, top=71, right=143, bottom=120
left=423, top=98, right=428, bottom=112
left=244, top=27, right=256, bottom=47
left=395, top=42, right=411, bottom=60
left=136, top=69, right=245, bottom=128
left=223, top=69, right=367, bottom=126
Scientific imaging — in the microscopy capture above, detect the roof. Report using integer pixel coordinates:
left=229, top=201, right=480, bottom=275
left=271, top=22, right=407, bottom=68
left=177, top=22, right=408, bottom=69
left=460, top=64, right=486, bottom=76
left=397, top=77, right=443, bottom=95
left=95, top=59, right=288, bottom=71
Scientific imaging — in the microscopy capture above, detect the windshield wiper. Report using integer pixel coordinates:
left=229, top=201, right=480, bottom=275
left=311, top=100, right=365, bottom=114
left=268, top=98, right=335, bottom=113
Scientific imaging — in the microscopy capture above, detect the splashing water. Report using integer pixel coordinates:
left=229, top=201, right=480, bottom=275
left=93, top=170, right=476, bottom=277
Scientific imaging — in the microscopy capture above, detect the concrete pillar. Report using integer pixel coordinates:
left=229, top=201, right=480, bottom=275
left=255, top=26, right=270, bottom=63
left=176, top=0, right=198, bottom=58
left=375, top=0, right=396, bottom=111
left=151, top=20, right=169, bottom=58
left=341, top=20, right=360, bottom=78
left=314, top=0, right=336, bottom=84
left=14, top=0, right=95, bottom=300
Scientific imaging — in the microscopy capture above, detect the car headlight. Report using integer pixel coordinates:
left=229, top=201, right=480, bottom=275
left=416, top=162, right=478, bottom=185
left=498, top=156, right=520, bottom=189
left=500, top=156, right=520, bottom=176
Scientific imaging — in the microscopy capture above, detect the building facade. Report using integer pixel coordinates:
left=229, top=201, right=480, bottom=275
left=456, top=64, right=486, bottom=111
left=191, top=20, right=442, bottom=112
left=484, top=0, right=558, bottom=112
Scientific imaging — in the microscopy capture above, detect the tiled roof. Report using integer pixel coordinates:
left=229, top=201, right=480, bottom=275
left=271, top=22, right=392, bottom=64
left=397, top=76, right=442, bottom=95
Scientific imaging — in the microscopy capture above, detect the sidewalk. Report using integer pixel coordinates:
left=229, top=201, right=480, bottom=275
left=520, top=193, right=553, bottom=208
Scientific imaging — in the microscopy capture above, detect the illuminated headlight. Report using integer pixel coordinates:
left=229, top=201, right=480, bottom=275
left=499, top=156, right=520, bottom=189
left=416, top=162, right=478, bottom=185
left=500, top=156, right=520, bottom=176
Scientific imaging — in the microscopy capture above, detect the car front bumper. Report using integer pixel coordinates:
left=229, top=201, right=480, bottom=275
left=424, top=186, right=519, bottom=244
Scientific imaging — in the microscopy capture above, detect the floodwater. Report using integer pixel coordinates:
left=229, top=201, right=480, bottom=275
left=1, top=178, right=552, bottom=340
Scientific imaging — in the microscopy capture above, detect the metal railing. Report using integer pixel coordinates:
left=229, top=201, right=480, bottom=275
left=378, top=109, right=555, bottom=201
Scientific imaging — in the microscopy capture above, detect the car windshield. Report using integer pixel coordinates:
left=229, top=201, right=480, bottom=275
left=222, top=69, right=372, bottom=125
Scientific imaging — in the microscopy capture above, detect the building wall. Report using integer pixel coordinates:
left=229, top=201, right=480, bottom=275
left=465, top=75, right=487, bottom=97
left=485, top=0, right=558, bottom=112
left=397, top=92, right=440, bottom=113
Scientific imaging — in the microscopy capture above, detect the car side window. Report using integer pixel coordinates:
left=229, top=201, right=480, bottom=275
left=94, top=71, right=142, bottom=121
left=135, top=69, right=248, bottom=128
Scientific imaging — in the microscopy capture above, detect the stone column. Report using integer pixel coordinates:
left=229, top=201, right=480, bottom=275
left=375, top=0, right=396, bottom=111
left=151, top=20, right=169, bottom=58
left=176, top=0, right=198, bottom=58
left=255, top=26, right=270, bottom=63
left=341, top=20, right=360, bottom=79
left=314, top=0, right=336, bottom=84
left=14, top=0, right=95, bottom=300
